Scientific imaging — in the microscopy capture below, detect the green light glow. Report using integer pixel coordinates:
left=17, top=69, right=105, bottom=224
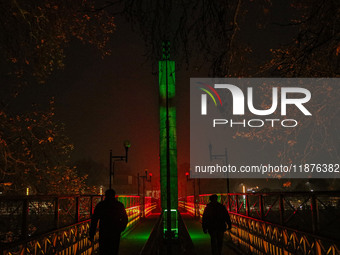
left=159, top=43, right=178, bottom=239
left=163, top=209, right=178, bottom=238
left=127, top=232, right=151, bottom=241
left=189, top=231, right=207, bottom=241
left=159, top=58, right=178, bottom=210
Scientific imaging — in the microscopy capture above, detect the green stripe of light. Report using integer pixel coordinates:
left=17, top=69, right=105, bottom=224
left=200, top=88, right=217, bottom=106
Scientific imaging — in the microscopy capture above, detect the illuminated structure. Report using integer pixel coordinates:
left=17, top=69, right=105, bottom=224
left=159, top=41, right=178, bottom=238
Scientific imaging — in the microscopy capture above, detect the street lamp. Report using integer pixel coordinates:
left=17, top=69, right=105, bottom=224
left=138, top=169, right=152, bottom=218
left=109, top=140, right=131, bottom=189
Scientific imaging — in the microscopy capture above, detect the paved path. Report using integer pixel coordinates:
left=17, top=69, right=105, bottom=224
left=119, top=213, right=159, bottom=255
left=181, top=213, right=239, bottom=255
left=96, top=212, right=239, bottom=255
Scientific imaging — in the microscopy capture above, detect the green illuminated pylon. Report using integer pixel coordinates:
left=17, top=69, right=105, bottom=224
left=159, top=41, right=178, bottom=238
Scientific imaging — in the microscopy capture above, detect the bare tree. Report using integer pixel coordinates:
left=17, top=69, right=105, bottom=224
left=103, top=0, right=243, bottom=75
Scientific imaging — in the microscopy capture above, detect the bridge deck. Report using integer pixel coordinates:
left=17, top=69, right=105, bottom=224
left=119, top=213, right=160, bottom=255
left=120, top=212, right=239, bottom=255
left=181, top=213, right=238, bottom=255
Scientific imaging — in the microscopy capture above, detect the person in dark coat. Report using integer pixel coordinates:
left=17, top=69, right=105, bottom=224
left=202, top=194, right=232, bottom=255
left=89, top=189, right=128, bottom=255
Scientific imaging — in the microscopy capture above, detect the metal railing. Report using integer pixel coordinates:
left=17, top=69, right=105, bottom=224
left=1, top=219, right=97, bottom=255
left=0, top=194, right=146, bottom=254
left=180, top=192, right=340, bottom=255
left=144, top=197, right=157, bottom=217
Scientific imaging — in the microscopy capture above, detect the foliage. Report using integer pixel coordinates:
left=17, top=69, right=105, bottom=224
left=263, top=0, right=340, bottom=77
left=110, top=0, right=243, bottom=75
left=0, top=99, right=87, bottom=195
left=0, top=0, right=116, bottom=194
left=0, top=0, right=115, bottom=86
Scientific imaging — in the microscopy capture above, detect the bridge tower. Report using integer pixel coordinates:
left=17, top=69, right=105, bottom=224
left=159, top=41, right=178, bottom=239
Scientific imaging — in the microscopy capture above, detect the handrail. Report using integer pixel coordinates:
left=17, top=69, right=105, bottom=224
left=228, top=212, right=340, bottom=243
left=0, top=219, right=91, bottom=250
left=0, top=194, right=143, bottom=200
left=0, top=194, right=103, bottom=200
left=181, top=192, right=340, bottom=255
left=187, top=192, right=340, bottom=238
left=0, top=194, right=143, bottom=246
left=228, top=213, right=340, bottom=255
left=198, top=191, right=340, bottom=197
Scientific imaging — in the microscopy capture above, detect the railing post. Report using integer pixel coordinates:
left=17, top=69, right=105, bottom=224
left=227, top=194, right=231, bottom=211
left=137, top=173, right=140, bottom=196
left=90, top=196, right=93, bottom=217
left=193, top=179, right=197, bottom=218
left=54, top=197, right=59, bottom=229
left=311, top=195, right=319, bottom=234
left=246, top=195, right=250, bottom=217
left=75, top=196, right=80, bottom=223
left=235, top=195, right=239, bottom=214
left=279, top=194, right=284, bottom=225
left=143, top=177, right=146, bottom=218
left=21, top=198, right=29, bottom=239
left=259, top=195, right=264, bottom=220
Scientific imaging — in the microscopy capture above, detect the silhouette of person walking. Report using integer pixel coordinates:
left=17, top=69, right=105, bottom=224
left=89, top=189, right=128, bottom=255
left=202, top=194, right=232, bottom=255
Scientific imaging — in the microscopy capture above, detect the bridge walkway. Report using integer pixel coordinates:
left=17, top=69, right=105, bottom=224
left=113, top=212, right=240, bottom=255
left=119, top=213, right=160, bottom=255
left=181, top=213, right=239, bottom=255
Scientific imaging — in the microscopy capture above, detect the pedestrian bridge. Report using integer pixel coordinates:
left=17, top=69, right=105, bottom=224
left=1, top=192, right=339, bottom=255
